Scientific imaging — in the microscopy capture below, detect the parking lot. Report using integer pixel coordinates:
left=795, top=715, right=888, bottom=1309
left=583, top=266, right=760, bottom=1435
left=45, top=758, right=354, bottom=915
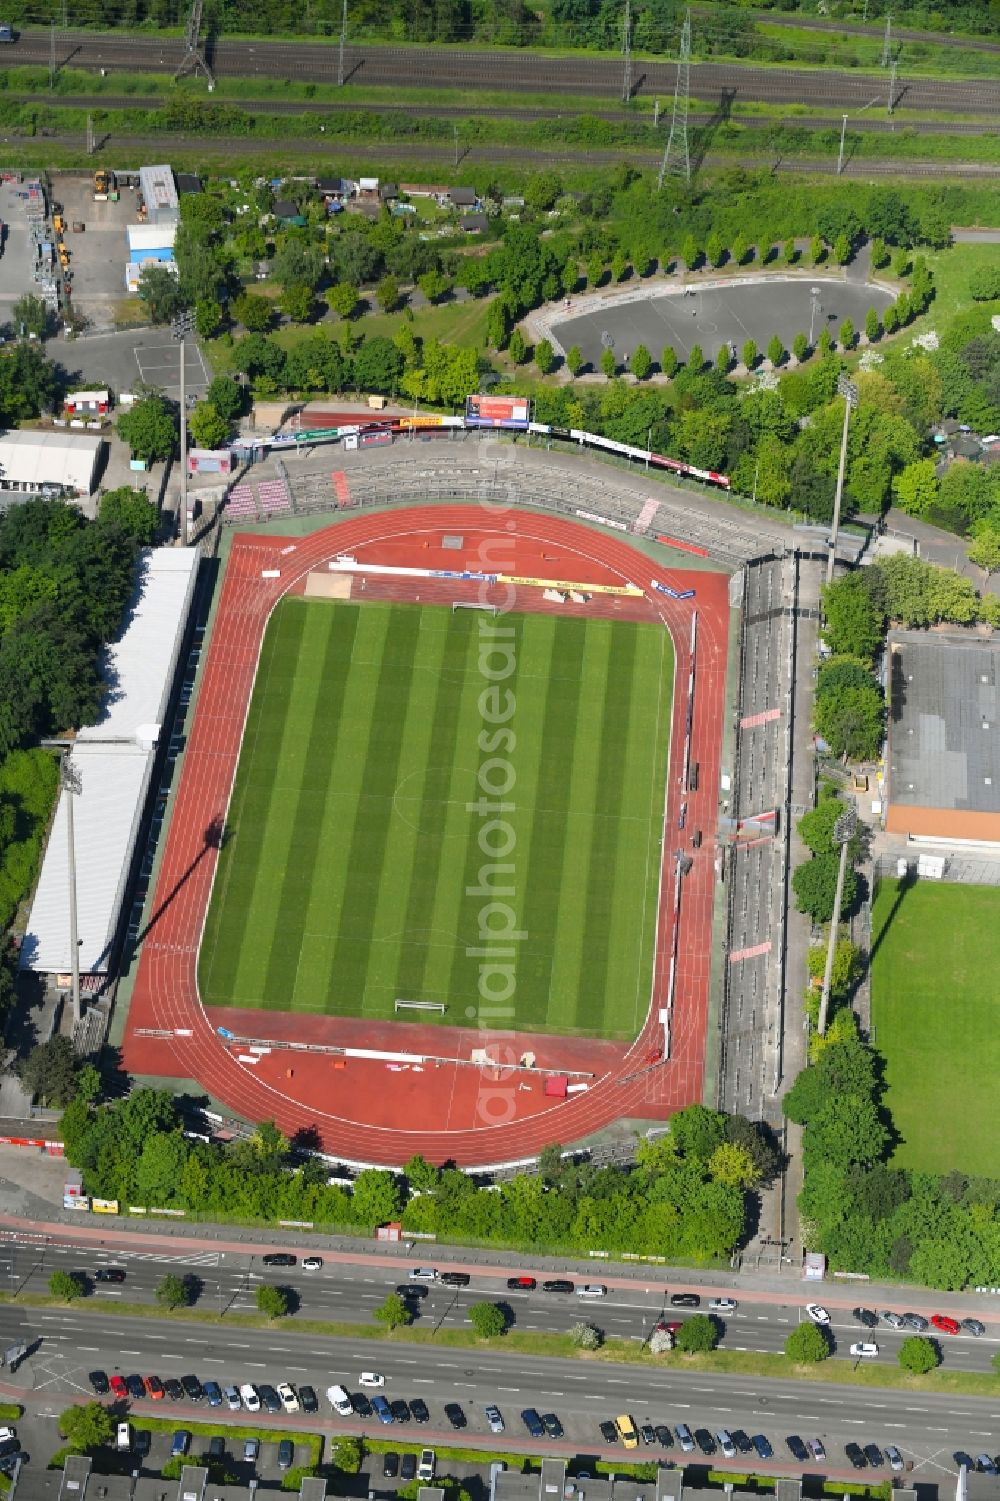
left=0, top=178, right=50, bottom=316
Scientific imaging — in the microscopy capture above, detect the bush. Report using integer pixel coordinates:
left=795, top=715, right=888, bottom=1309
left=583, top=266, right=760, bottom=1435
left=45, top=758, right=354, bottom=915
left=785, top=1322, right=829, bottom=1363
left=469, top=1301, right=507, bottom=1338
left=969, top=265, right=1000, bottom=301
left=898, top=1335, right=939, bottom=1373
left=570, top=1321, right=603, bottom=1349
left=676, top=1314, right=719, bottom=1353
left=256, top=1284, right=289, bottom=1319
left=49, top=1270, right=85, bottom=1301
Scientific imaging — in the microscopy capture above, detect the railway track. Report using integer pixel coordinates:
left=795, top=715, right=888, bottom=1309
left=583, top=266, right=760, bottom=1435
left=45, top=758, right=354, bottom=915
left=11, top=29, right=1000, bottom=113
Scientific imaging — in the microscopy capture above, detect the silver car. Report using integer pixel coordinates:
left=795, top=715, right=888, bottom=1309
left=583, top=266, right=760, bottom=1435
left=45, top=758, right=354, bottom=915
left=886, top=1447, right=904, bottom=1473
left=881, top=1311, right=905, bottom=1329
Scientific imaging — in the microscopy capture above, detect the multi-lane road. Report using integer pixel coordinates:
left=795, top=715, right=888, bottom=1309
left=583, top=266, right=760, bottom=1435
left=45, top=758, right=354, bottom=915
left=11, top=29, right=1000, bottom=113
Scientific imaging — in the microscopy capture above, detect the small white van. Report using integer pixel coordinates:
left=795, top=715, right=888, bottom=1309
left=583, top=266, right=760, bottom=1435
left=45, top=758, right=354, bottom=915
left=116, top=1423, right=131, bottom=1452
left=575, top=1284, right=607, bottom=1299
left=327, top=1384, right=353, bottom=1417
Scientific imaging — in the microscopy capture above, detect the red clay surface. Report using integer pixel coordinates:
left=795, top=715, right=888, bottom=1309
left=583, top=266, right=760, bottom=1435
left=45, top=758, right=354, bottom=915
left=123, top=509, right=729, bottom=1166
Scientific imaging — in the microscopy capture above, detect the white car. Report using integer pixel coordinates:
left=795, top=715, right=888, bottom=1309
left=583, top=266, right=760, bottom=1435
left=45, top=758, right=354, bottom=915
left=709, top=1297, right=738, bottom=1314
left=809, top=1439, right=826, bottom=1462
left=886, top=1446, right=904, bottom=1473
left=277, top=1383, right=299, bottom=1413
left=239, top=1383, right=261, bottom=1413
left=575, top=1284, right=607, bottom=1299
left=302, top=1256, right=323, bottom=1271
left=849, top=1341, right=879, bottom=1358
left=805, top=1303, right=831, bottom=1325
left=485, top=1405, right=504, bottom=1434
left=358, top=1372, right=384, bottom=1388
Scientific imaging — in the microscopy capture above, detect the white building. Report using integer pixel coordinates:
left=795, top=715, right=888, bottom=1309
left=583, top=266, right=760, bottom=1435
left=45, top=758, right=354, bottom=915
left=0, top=430, right=104, bottom=498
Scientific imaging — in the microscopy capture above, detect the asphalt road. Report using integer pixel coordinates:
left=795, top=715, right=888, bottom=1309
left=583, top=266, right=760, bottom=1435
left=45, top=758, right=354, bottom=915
left=11, top=30, right=1000, bottom=113
left=4, top=1239, right=997, bottom=1375
left=3, top=1303, right=999, bottom=1486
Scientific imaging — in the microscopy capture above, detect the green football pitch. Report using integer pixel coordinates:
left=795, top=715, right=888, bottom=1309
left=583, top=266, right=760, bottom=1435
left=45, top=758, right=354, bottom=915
left=871, top=878, right=1000, bottom=1176
left=198, top=598, right=674, bottom=1040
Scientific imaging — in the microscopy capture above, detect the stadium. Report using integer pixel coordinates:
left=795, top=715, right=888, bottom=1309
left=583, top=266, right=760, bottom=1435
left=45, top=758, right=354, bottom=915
left=119, top=400, right=822, bottom=1167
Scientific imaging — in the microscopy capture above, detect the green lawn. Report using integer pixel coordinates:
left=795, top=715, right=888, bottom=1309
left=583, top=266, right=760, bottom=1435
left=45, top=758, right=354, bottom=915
left=870, top=878, right=1000, bottom=1176
left=199, top=599, right=673, bottom=1039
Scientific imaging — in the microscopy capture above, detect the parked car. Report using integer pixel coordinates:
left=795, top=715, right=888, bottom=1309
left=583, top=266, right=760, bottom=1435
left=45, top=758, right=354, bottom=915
left=731, top=1430, right=752, bottom=1455
left=181, top=1375, right=204, bottom=1402
left=901, top=1312, right=929, bottom=1331
left=390, top=1399, right=411, bottom=1423
left=259, top=1386, right=281, bottom=1415
left=277, top=1383, right=299, bottom=1413
left=239, top=1384, right=261, bottom=1413
left=222, top=1385, right=241, bottom=1412
left=444, top=1403, right=466, bottom=1430
left=124, top=1375, right=145, bottom=1400
left=931, top=1314, right=960, bottom=1335
left=110, top=1375, right=127, bottom=1401
left=417, top=1450, right=436, bottom=1482
left=507, top=1276, right=536, bottom=1291
left=302, top=1257, right=323, bottom=1271
left=262, top=1253, right=296, bottom=1267
left=976, top=1456, right=998, bottom=1476
left=670, top=1292, right=701, bottom=1307
left=845, top=1444, right=867, bottom=1470
left=850, top=1342, right=879, bottom=1358
left=522, top=1409, right=545, bottom=1438
left=243, top=1439, right=260, bottom=1464
left=277, top=1440, right=294, bottom=1471
left=351, top=1394, right=372, bottom=1419
left=954, top=1453, right=976, bottom=1472
left=717, top=1431, right=736, bottom=1459
left=752, top=1435, right=773, bottom=1461
left=805, top=1304, right=830, bottom=1325
left=96, top=1267, right=126, bottom=1283
left=886, top=1447, right=904, bottom=1473
left=89, top=1372, right=109, bottom=1396
left=133, top=1431, right=151, bottom=1459
left=485, top=1405, right=504, bottom=1434
left=440, top=1272, right=471, bottom=1287
left=576, top=1284, right=607, bottom=1299
left=542, top=1279, right=574, bottom=1293
left=786, top=1436, right=809, bottom=1462
left=675, top=1425, right=695, bottom=1454
left=170, top=1432, right=191, bottom=1459
left=372, top=1396, right=393, bottom=1425
left=960, top=1319, right=986, bottom=1337
left=208, top=1437, right=225, bottom=1462
left=640, top=1423, right=657, bottom=1446
left=411, top=1398, right=430, bottom=1424
left=852, top=1307, right=878, bottom=1328
left=382, top=1453, right=399, bottom=1479
left=694, top=1429, right=716, bottom=1456
left=164, top=1379, right=185, bottom=1402
left=401, top=1454, right=417, bottom=1481
left=655, top=1425, right=674, bottom=1449
left=709, top=1298, right=738, bottom=1314
left=881, top=1311, right=905, bottom=1329
left=202, top=1381, right=222, bottom=1407
left=809, top=1439, right=826, bottom=1462
left=299, top=1385, right=318, bottom=1413
left=863, top=1444, right=885, bottom=1469
left=542, top=1414, right=563, bottom=1439
left=600, top=1421, right=618, bottom=1445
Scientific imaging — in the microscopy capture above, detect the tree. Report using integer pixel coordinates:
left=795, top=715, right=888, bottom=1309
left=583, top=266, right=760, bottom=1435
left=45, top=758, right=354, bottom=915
left=508, top=328, right=526, bottom=365
left=767, top=334, right=784, bottom=368
left=892, top=458, right=939, bottom=517
left=784, top=1322, right=829, bottom=1363
left=566, top=344, right=583, bottom=377
left=117, top=394, right=176, bottom=465
left=12, top=293, right=48, bottom=339
left=232, top=292, right=274, bottom=332
left=205, top=376, right=244, bottom=423
left=792, top=852, right=857, bottom=923
left=485, top=298, right=511, bottom=351
left=97, top=485, right=159, bottom=544
left=784, top=237, right=797, bottom=266
left=49, top=1269, right=86, bottom=1301
left=562, top=259, right=578, bottom=294
left=742, top=338, right=758, bottom=371
left=865, top=307, right=881, bottom=343
left=156, top=1272, right=192, bottom=1310
left=681, top=234, right=700, bottom=270
left=331, top=1437, right=363, bottom=1474
left=815, top=679, right=885, bottom=761
left=821, top=572, right=883, bottom=661
left=188, top=401, right=229, bottom=450
left=708, top=1142, right=756, bottom=1188
left=898, top=1335, right=939, bottom=1373
left=354, top=337, right=403, bottom=396
left=970, top=525, right=1000, bottom=574
left=805, top=1093, right=890, bottom=1170
left=279, top=284, right=314, bottom=324
left=631, top=344, right=652, bottom=381
left=586, top=252, right=604, bottom=288
left=326, top=283, right=359, bottom=320
left=687, top=343, right=704, bottom=373
left=839, top=318, right=855, bottom=351
left=715, top=343, right=730, bottom=375
left=256, top=1284, right=289, bottom=1319
left=706, top=232, right=725, bottom=268
left=792, top=331, right=808, bottom=363
left=869, top=237, right=889, bottom=269
left=376, top=276, right=400, bottom=314
left=535, top=336, right=555, bottom=373
left=600, top=348, right=616, bottom=379
left=374, top=1292, right=413, bottom=1329
left=611, top=249, right=629, bottom=283
left=195, top=298, right=223, bottom=338
left=418, top=269, right=452, bottom=305
left=810, top=234, right=825, bottom=265
left=731, top=233, right=748, bottom=266
left=969, top=265, right=1000, bottom=301
left=60, top=1401, right=112, bottom=1452
left=833, top=233, right=852, bottom=266
left=20, top=1035, right=79, bottom=1106
left=469, top=1301, right=507, bottom=1338
left=676, top=1313, right=719, bottom=1353
left=818, top=326, right=833, bottom=357
left=661, top=345, right=678, bottom=378
left=570, top=1321, right=602, bottom=1349
left=136, top=266, right=183, bottom=325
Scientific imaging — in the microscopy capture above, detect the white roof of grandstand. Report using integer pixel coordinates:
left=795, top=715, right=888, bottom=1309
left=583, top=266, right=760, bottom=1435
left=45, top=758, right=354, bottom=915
left=79, top=548, right=199, bottom=743
left=21, top=546, right=199, bottom=975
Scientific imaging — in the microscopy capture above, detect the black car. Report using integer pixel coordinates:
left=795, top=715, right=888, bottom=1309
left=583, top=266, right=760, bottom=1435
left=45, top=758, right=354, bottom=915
left=901, top=1312, right=929, bottom=1331
left=181, top=1375, right=204, bottom=1402
left=960, top=1319, right=986, bottom=1337
left=640, top=1423, right=657, bottom=1446
left=864, top=1445, right=884, bottom=1469
left=954, top=1453, right=976, bottom=1472
left=203, top=1381, right=222, bottom=1408
left=542, top=1279, right=574, bottom=1293
left=0, top=1453, right=26, bottom=1474
left=853, top=1307, right=878, bottom=1329
left=440, top=1272, right=471, bottom=1287
left=0, top=1442, right=20, bottom=1462
left=277, top=1440, right=294, bottom=1471
left=299, top=1385, right=318, bottom=1414
left=398, top=1283, right=428, bottom=1299
left=390, top=1399, right=411, bottom=1424
left=259, top=1386, right=281, bottom=1415
left=164, top=1379, right=185, bottom=1402
left=731, top=1430, right=753, bottom=1456
left=845, top=1444, right=867, bottom=1470
left=786, top=1436, right=809, bottom=1462
left=752, top=1435, right=773, bottom=1461
left=96, top=1267, right=126, bottom=1283
left=133, top=1431, right=151, bottom=1459
left=401, top=1454, right=417, bottom=1481
left=383, top=1452, right=399, bottom=1479
left=523, top=1409, right=545, bottom=1438
left=411, top=1398, right=430, bottom=1424
left=444, top=1403, right=467, bottom=1430
left=88, top=1371, right=110, bottom=1396
left=671, top=1292, right=701, bottom=1308
left=542, top=1414, right=563, bottom=1439
left=351, top=1394, right=372, bottom=1419
left=694, top=1429, right=716, bottom=1456
left=125, top=1375, right=146, bottom=1400
left=655, top=1425, right=673, bottom=1449
left=261, top=1253, right=296, bottom=1267
left=600, top=1421, right=618, bottom=1444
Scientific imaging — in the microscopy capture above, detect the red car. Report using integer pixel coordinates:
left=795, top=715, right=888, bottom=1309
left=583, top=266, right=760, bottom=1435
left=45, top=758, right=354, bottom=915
left=109, top=1375, right=127, bottom=1400
left=931, top=1314, right=960, bottom=1335
left=655, top=1320, right=683, bottom=1334
left=144, top=1376, right=165, bottom=1400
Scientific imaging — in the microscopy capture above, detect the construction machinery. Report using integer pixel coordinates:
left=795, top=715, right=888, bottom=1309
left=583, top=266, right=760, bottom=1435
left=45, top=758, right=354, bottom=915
left=53, top=212, right=65, bottom=236
left=93, top=167, right=114, bottom=201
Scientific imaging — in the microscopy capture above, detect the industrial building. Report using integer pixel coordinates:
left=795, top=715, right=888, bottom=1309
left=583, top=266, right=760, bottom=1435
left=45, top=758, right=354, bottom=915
left=125, top=221, right=178, bottom=291
left=0, top=430, right=104, bottom=498
left=885, top=629, right=1000, bottom=843
left=138, top=162, right=179, bottom=227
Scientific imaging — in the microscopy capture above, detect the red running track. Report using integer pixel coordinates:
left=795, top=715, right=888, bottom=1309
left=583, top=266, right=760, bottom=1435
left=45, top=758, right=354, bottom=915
left=123, top=509, right=729, bottom=1166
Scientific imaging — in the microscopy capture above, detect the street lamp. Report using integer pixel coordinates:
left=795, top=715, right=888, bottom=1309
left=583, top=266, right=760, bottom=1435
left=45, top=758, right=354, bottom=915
left=809, top=286, right=821, bottom=347
left=40, top=741, right=82, bottom=1027
left=827, top=374, right=859, bottom=586
left=172, top=309, right=196, bottom=548
left=818, top=802, right=858, bottom=1036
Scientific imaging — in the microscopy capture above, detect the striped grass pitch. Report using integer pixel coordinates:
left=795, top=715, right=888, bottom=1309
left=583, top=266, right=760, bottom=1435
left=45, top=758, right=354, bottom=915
left=199, top=598, right=673, bottom=1040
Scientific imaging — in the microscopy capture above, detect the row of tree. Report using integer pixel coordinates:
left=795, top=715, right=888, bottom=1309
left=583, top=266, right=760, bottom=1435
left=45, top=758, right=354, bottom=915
left=784, top=1012, right=1000, bottom=1290
left=59, top=1089, right=778, bottom=1262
